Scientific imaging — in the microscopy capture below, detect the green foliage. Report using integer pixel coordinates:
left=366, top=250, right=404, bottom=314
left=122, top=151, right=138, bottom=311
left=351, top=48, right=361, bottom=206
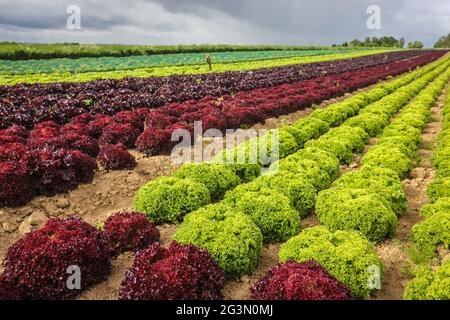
left=0, top=42, right=359, bottom=60
left=436, top=160, right=450, bottom=178
left=407, top=41, right=424, bottom=49
left=432, top=148, right=450, bottom=168
left=293, top=117, right=330, bottom=140
left=420, top=197, right=450, bottom=218
left=332, top=168, right=407, bottom=216
left=173, top=203, right=263, bottom=278
left=279, top=226, right=383, bottom=298
left=309, top=105, right=351, bottom=127
left=174, top=163, right=240, bottom=200
left=335, top=36, right=407, bottom=48
left=391, top=112, right=428, bottom=130
left=315, top=188, right=397, bottom=242
left=427, top=178, right=450, bottom=203
left=222, top=188, right=300, bottom=243
left=412, top=211, right=450, bottom=254
left=133, top=176, right=210, bottom=223
left=404, top=260, right=450, bottom=300
left=280, top=126, right=309, bottom=148
left=434, top=33, right=450, bottom=48
left=215, top=129, right=298, bottom=167
left=304, top=138, right=354, bottom=164
left=358, top=104, right=394, bottom=120
left=363, top=88, right=390, bottom=103
left=209, top=153, right=262, bottom=183
left=361, top=145, right=412, bottom=178
left=345, top=113, right=388, bottom=136
left=282, top=147, right=340, bottom=179
left=276, top=158, right=332, bottom=190
left=323, top=125, right=369, bottom=153
left=376, top=136, right=418, bottom=158
left=261, top=129, right=300, bottom=159
left=381, top=124, right=422, bottom=146
left=224, top=171, right=317, bottom=217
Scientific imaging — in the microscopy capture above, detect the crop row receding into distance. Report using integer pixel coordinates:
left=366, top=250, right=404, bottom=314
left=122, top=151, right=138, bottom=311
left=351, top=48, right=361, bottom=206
left=0, top=52, right=443, bottom=207
left=404, top=86, right=450, bottom=300
left=0, top=50, right=439, bottom=129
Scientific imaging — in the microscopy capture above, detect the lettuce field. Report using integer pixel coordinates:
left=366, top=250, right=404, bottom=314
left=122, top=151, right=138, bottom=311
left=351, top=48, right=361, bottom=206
left=0, top=44, right=449, bottom=301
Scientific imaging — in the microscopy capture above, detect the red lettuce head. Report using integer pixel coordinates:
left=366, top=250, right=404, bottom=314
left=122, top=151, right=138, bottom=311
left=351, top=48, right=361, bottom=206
left=63, top=149, right=98, bottom=184
left=0, top=134, right=26, bottom=146
left=98, top=143, right=136, bottom=170
left=85, top=116, right=116, bottom=138
left=113, top=111, right=144, bottom=130
left=0, top=143, right=29, bottom=162
left=98, top=123, right=140, bottom=148
left=119, top=242, right=225, bottom=300
left=1, top=217, right=112, bottom=300
left=27, top=148, right=96, bottom=195
left=250, top=260, right=354, bottom=300
left=145, top=111, right=178, bottom=129
left=134, top=108, right=151, bottom=121
left=135, top=128, right=173, bottom=156
left=71, top=113, right=95, bottom=124
left=0, top=125, right=29, bottom=139
left=60, top=133, right=100, bottom=157
left=28, top=133, right=100, bottom=158
left=0, top=161, right=35, bottom=207
left=61, top=122, right=88, bottom=135
left=0, top=275, right=21, bottom=300
left=104, top=211, right=159, bottom=256
left=29, top=121, right=61, bottom=140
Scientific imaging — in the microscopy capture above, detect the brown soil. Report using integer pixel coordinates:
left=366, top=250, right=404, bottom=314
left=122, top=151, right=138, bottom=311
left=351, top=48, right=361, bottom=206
left=0, top=76, right=409, bottom=300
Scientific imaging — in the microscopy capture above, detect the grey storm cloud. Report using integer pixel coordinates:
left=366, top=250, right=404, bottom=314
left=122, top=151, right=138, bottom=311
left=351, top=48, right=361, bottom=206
left=0, top=0, right=448, bottom=47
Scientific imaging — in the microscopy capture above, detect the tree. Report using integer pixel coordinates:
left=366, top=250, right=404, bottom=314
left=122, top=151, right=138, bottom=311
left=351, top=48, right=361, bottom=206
left=372, top=37, right=381, bottom=46
left=349, top=39, right=363, bottom=47
left=408, top=41, right=424, bottom=49
left=399, top=37, right=406, bottom=48
left=434, top=33, right=450, bottom=48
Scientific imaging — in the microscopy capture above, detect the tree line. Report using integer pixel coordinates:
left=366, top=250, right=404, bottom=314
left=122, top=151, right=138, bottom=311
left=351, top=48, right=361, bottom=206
left=332, top=36, right=424, bottom=49
left=434, top=33, right=450, bottom=48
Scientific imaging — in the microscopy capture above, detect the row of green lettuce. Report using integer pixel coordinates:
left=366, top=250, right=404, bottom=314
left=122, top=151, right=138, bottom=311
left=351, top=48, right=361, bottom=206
left=278, top=59, right=450, bottom=299
left=314, top=60, right=450, bottom=243
left=130, top=55, right=450, bottom=299
left=0, top=49, right=391, bottom=86
left=133, top=54, right=449, bottom=225
left=404, top=83, right=450, bottom=300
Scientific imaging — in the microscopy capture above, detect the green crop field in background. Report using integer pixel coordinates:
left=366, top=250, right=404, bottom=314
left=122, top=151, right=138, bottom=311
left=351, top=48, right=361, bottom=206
left=0, top=49, right=365, bottom=75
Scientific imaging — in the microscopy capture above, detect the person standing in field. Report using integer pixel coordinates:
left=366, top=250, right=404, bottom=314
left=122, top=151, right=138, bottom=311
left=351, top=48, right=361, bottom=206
left=205, top=53, right=212, bottom=70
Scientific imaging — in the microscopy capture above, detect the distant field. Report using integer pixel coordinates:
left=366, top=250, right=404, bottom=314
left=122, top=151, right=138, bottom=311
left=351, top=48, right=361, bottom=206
left=0, top=49, right=394, bottom=85
left=0, top=49, right=365, bottom=75
left=0, top=43, right=370, bottom=60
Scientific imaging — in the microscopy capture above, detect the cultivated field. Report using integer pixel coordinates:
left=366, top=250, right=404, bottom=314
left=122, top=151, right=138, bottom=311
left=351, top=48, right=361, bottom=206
left=0, top=44, right=449, bottom=300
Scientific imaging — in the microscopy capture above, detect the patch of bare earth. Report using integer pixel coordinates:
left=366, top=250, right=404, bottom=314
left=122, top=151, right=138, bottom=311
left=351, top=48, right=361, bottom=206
left=0, top=77, right=402, bottom=300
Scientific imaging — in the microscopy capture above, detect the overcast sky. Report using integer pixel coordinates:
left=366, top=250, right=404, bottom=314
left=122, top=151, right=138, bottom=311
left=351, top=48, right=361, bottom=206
left=0, top=0, right=449, bottom=47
